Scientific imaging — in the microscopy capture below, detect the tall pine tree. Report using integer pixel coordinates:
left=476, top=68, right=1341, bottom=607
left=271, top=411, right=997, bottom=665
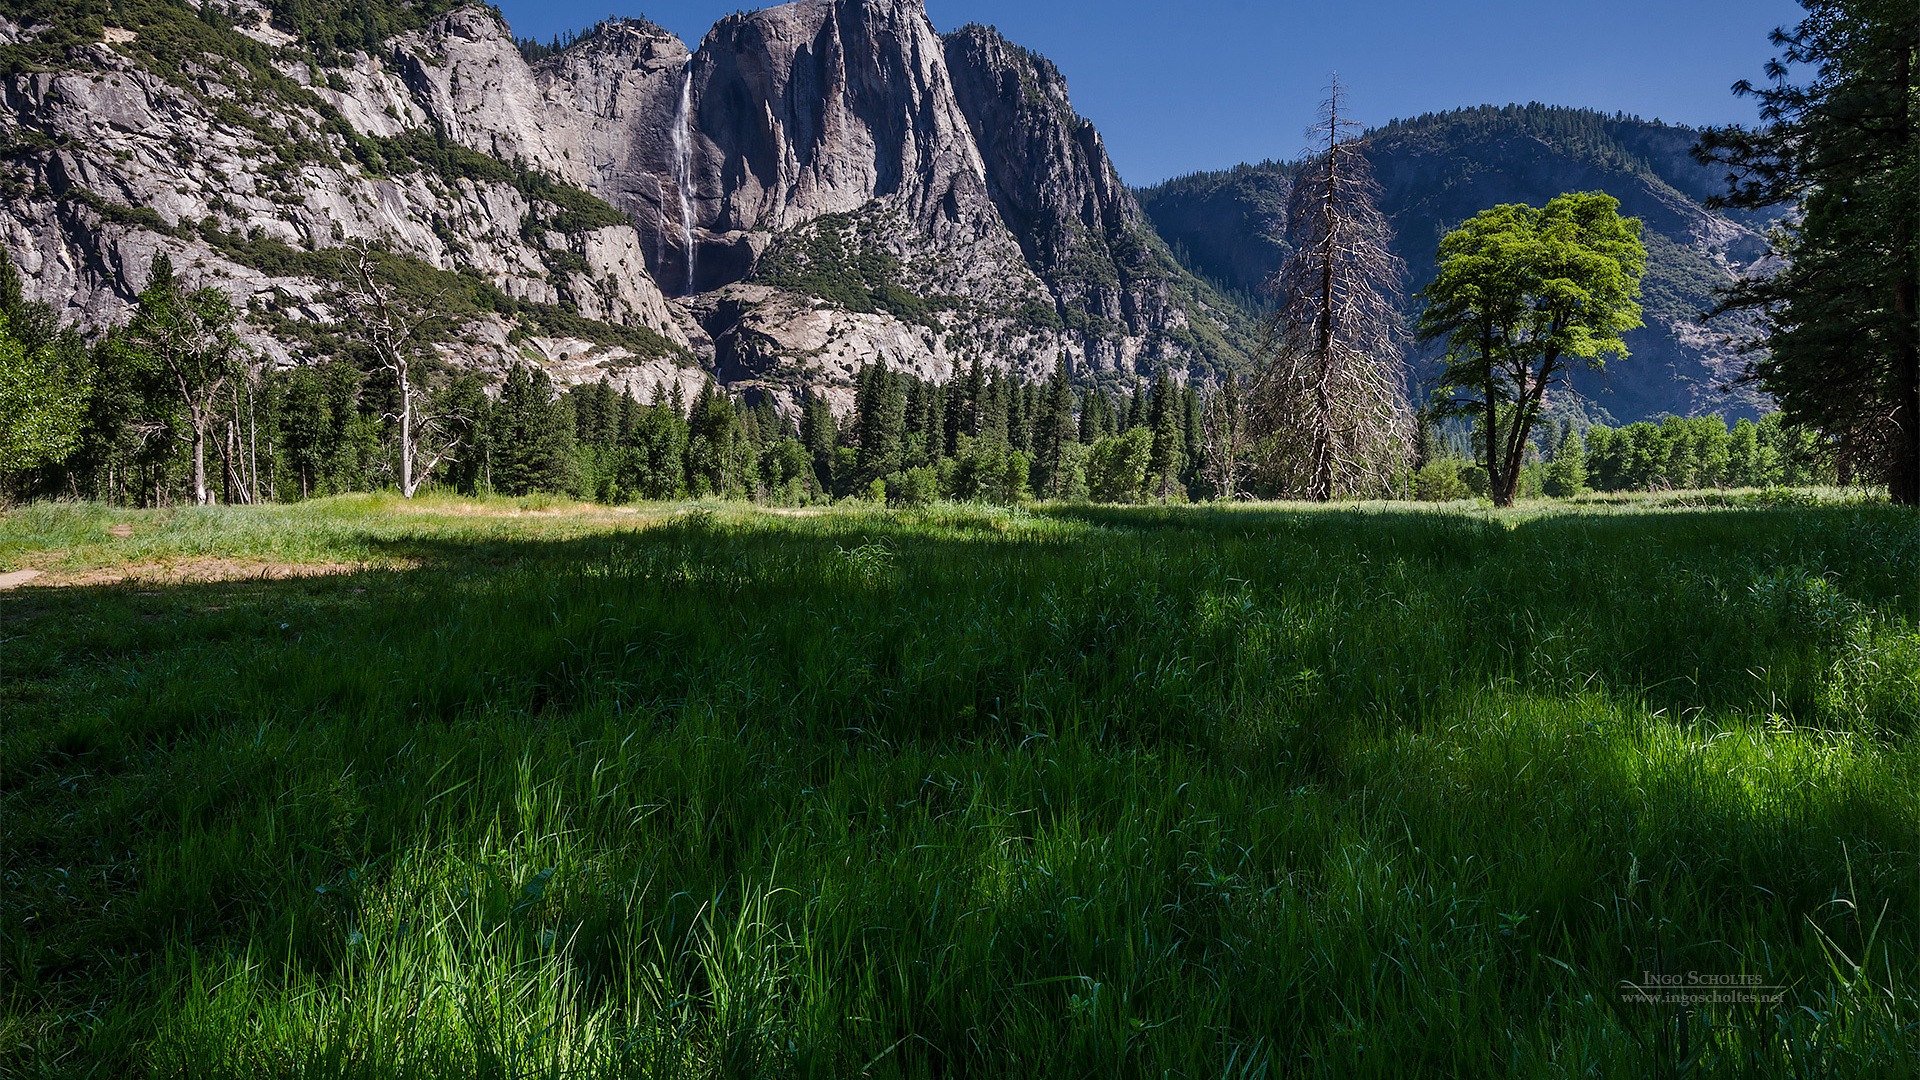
left=492, top=364, right=576, bottom=496
left=1697, top=0, right=1920, bottom=503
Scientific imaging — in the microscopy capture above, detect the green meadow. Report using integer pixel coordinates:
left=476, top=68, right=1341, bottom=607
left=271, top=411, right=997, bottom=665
left=2, top=495, right=1917, bottom=1078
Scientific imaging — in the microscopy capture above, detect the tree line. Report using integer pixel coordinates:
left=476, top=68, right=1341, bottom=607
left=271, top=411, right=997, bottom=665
left=0, top=239, right=1846, bottom=509
left=1412, top=414, right=1836, bottom=502
left=0, top=240, right=1222, bottom=507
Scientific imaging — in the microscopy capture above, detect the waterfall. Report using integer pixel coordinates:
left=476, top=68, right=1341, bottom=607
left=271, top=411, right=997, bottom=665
left=670, top=59, right=697, bottom=295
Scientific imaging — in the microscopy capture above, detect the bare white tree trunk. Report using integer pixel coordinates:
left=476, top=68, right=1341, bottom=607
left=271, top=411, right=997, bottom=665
left=189, top=411, right=210, bottom=505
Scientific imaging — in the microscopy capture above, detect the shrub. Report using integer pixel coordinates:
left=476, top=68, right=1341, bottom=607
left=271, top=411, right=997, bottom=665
left=1087, top=428, right=1153, bottom=504
left=886, top=467, right=940, bottom=507
left=1414, top=458, right=1474, bottom=502
left=946, top=437, right=1030, bottom=505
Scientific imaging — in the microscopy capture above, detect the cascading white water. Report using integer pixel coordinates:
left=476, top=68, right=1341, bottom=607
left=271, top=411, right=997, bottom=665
left=670, top=59, right=697, bottom=295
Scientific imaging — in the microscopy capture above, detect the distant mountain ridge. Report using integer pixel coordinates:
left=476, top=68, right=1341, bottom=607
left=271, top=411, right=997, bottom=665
left=1141, top=104, right=1776, bottom=421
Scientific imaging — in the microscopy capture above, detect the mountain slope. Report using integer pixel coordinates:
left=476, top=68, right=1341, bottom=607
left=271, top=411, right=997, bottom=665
left=1, top=0, right=1251, bottom=411
left=1141, top=104, right=1775, bottom=421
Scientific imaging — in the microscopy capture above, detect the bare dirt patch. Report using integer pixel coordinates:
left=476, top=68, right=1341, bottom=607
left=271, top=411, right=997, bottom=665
left=27, top=560, right=369, bottom=588
left=0, top=569, right=45, bottom=590
left=408, top=501, right=612, bottom=519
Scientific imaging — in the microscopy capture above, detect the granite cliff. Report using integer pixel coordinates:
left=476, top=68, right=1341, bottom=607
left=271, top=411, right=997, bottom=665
left=1, top=0, right=1251, bottom=410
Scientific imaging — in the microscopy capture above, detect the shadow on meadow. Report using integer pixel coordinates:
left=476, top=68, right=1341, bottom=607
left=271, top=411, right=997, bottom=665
left=3, top=501, right=1916, bottom=1076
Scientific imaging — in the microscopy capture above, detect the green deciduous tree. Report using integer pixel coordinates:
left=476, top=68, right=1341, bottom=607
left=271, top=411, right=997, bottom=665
left=947, top=435, right=1029, bottom=505
left=125, top=255, right=247, bottom=506
left=1543, top=429, right=1588, bottom=497
left=620, top=400, right=691, bottom=501
left=685, top=378, right=753, bottom=497
left=1419, top=192, right=1646, bottom=506
left=1087, top=427, right=1154, bottom=503
left=0, top=254, right=89, bottom=487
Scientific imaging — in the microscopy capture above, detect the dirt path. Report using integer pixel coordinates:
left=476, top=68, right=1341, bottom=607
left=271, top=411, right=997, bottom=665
left=1, top=560, right=367, bottom=589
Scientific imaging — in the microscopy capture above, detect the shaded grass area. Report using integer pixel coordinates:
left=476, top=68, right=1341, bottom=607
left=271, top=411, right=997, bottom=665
left=2, top=498, right=1917, bottom=1077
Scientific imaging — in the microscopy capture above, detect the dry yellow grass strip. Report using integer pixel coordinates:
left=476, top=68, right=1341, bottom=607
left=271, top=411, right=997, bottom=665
left=26, top=560, right=370, bottom=588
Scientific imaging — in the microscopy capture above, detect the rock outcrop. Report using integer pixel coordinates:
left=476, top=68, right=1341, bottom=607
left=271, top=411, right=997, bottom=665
left=1, top=0, right=1251, bottom=408
left=0, top=1, right=694, bottom=396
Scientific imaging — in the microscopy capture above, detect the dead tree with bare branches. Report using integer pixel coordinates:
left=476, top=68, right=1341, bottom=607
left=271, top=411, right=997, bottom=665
left=1249, top=78, right=1415, bottom=500
left=339, top=243, right=458, bottom=499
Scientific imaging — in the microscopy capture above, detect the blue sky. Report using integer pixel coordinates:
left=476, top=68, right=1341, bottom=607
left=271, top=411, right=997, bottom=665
left=494, top=0, right=1808, bottom=185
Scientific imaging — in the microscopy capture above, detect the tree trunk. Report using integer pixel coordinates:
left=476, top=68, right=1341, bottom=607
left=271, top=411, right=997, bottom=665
left=191, top=416, right=210, bottom=506
left=398, top=361, right=417, bottom=499
left=222, top=423, right=236, bottom=505
left=1483, top=325, right=1504, bottom=507
left=1310, top=132, right=1339, bottom=503
left=246, top=381, right=260, bottom=504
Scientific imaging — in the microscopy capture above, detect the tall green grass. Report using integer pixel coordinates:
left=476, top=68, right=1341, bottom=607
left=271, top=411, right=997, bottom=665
left=2, top=498, right=1916, bottom=1077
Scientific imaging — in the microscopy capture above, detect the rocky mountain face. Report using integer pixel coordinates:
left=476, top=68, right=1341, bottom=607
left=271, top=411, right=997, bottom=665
left=1, top=0, right=1250, bottom=411
left=1, top=0, right=704, bottom=398
left=1142, top=105, right=1777, bottom=421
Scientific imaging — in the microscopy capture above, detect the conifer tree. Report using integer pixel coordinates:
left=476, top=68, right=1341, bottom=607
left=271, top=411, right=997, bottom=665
left=435, top=372, right=491, bottom=496
left=904, top=377, right=932, bottom=467
left=1081, top=387, right=1117, bottom=442
left=1181, top=382, right=1204, bottom=491
left=954, top=356, right=985, bottom=446
left=982, top=369, right=1010, bottom=444
left=855, top=362, right=907, bottom=485
left=800, top=390, right=838, bottom=492
left=1200, top=374, right=1249, bottom=500
left=492, top=364, right=576, bottom=496
left=617, top=391, right=643, bottom=445
left=1033, top=357, right=1078, bottom=498
left=1125, top=377, right=1149, bottom=430
left=1147, top=371, right=1185, bottom=502
left=925, top=383, right=947, bottom=464
left=1697, top=1, right=1920, bottom=503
